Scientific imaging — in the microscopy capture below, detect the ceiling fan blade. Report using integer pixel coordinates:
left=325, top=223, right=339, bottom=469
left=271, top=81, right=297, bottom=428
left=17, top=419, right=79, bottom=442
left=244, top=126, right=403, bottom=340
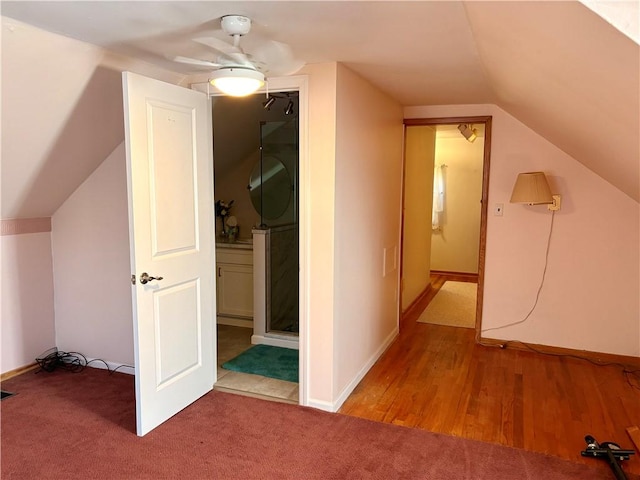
left=247, top=40, right=305, bottom=76
left=268, top=58, right=306, bottom=77
left=224, top=52, right=256, bottom=69
left=192, top=36, right=255, bottom=69
left=172, top=55, right=221, bottom=68
left=193, top=36, right=241, bottom=55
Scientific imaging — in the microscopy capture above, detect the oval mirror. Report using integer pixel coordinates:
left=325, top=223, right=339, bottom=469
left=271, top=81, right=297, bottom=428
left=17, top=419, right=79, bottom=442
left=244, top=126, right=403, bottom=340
left=248, top=156, right=292, bottom=220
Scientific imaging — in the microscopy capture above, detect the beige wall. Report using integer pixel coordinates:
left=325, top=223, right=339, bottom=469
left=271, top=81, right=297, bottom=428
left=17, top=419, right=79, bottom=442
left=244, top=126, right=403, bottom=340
left=430, top=131, right=484, bottom=273
left=401, top=126, right=436, bottom=311
left=1, top=17, right=183, bottom=219
left=298, top=63, right=338, bottom=407
left=1, top=230, right=55, bottom=372
left=333, top=64, right=404, bottom=405
left=406, top=104, right=640, bottom=357
left=1, top=19, right=182, bottom=374
left=213, top=148, right=261, bottom=237
left=51, top=143, right=134, bottom=369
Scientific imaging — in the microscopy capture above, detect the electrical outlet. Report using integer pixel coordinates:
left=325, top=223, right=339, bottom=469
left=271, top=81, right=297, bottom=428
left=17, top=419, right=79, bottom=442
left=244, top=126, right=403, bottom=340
left=494, top=203, right=504, bottom=216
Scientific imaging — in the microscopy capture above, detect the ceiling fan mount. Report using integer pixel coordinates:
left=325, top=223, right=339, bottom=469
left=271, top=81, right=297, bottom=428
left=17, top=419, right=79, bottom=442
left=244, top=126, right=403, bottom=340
left=170, top=14, right=304, bottom=79
left=169, top=14, right=304, bottom=96
left=220, top=15, right=252, bottom=38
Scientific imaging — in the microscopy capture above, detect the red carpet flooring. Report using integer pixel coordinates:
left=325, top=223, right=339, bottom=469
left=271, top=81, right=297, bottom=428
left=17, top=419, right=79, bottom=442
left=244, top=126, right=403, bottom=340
left=1, top=368, right=623, bottom=479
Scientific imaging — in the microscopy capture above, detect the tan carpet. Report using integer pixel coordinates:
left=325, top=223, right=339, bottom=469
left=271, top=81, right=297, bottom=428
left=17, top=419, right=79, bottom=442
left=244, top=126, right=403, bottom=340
left=417, top=281, right=477, bottom=328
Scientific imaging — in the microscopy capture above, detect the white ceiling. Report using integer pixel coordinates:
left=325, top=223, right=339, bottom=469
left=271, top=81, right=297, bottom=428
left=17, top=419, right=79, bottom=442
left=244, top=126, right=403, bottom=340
left=1, top=1, right=639, bottom=210
left=1, top=1, right=496, bottom=106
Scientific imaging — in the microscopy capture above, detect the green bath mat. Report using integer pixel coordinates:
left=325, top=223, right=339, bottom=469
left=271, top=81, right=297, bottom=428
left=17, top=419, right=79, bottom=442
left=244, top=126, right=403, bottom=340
left=222, top=345, right=298, bottom=383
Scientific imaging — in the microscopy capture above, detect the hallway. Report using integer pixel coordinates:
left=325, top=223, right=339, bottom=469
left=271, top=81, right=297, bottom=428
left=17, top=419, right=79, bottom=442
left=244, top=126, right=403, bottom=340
left=339, top=276, right=640, bottom=475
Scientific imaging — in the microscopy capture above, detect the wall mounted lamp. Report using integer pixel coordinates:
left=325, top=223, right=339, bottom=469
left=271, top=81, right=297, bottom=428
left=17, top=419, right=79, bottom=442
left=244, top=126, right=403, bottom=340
left=482, top=171, right=561, bottom=335
left=209, top=67, right=265, bottom=97
left=458, top=124, right=478, bottom=143
left=510, top=171, right=561, bottom=211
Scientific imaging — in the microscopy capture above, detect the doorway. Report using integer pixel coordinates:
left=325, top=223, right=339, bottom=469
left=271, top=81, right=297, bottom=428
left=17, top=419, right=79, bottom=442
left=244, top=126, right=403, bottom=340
left=400, top=117, right=491, bottom=338
left=211, top=90, right=300, bottom=403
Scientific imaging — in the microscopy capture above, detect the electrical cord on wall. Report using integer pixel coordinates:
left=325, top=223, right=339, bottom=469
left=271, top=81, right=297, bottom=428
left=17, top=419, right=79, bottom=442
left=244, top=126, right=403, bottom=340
left=35, top=348, right=133, bottom=375
left=475, top=209, right=640, bottom=391
left=482, top=210, right=556, bottom=334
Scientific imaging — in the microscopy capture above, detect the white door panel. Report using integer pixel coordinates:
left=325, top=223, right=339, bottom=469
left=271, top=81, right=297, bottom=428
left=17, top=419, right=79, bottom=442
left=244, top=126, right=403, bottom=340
left=123, top=72, right=215, bottom=436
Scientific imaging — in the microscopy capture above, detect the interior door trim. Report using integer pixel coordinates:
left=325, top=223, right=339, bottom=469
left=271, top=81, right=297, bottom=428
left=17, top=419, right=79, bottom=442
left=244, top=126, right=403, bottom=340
left=402, top=116, right=492, bottom=342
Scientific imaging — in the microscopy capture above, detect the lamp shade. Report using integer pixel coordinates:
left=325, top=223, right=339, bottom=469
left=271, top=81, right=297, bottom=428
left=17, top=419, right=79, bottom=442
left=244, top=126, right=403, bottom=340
left=510, top=172, right=554, bottom=205
left=209, top=67, right=265, bottom=97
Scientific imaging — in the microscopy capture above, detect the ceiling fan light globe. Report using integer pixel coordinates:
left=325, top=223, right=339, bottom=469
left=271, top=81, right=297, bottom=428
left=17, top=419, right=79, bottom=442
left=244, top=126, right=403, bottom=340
left=209, top=67, right=265, bottom=97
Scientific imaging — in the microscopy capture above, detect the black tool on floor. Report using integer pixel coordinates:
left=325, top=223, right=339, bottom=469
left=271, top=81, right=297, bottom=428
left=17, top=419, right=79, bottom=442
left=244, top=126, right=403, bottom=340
left=1, top=390, right=16, bottom=400
left=581, top=435, right=635, bottom=480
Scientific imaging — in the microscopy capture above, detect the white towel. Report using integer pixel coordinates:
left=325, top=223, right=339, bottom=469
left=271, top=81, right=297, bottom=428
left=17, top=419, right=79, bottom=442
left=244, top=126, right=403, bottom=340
left=432, top=165, right=445, bottom=230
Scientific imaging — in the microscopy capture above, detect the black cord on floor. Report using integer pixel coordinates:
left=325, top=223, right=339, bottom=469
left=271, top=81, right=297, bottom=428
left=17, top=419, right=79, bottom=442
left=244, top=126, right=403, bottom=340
left=35, top=348, right=133, bottom=375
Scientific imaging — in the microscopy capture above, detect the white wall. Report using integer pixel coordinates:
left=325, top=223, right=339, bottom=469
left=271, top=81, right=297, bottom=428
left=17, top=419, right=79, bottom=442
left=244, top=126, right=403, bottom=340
left=333, top=64, right=404, bottom=405
left=51, top=143, right=134, bottom=367
left=1, top=231, right=55, bottom=372
left=406, top=104, right=640, bottom=357
left=402, top=126, right=435, bottom=310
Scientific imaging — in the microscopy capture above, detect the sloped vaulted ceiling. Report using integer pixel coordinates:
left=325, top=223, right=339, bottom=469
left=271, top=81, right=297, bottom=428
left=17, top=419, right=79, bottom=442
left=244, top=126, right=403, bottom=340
left=1, top=19, right=126, bottom=219
left=1, top=1, right=638, bottom=219
left=464, top=1, right=639, bottom=202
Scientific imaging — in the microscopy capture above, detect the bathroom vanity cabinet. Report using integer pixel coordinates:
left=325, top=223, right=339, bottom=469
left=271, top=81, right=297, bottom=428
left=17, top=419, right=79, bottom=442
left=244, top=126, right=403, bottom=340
left=215, top=244, right=253, bottom=328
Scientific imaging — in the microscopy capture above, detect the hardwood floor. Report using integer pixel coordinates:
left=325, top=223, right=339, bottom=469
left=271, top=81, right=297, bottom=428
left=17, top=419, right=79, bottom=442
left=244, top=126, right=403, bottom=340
left=340, top=276, right=640, bottom=476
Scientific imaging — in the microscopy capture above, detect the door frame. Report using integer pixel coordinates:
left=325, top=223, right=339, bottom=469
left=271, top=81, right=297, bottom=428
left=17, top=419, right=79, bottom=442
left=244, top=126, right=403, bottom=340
left=402, top=116, right=492, bottom=341
left=192, top=76, right=309, bottom=406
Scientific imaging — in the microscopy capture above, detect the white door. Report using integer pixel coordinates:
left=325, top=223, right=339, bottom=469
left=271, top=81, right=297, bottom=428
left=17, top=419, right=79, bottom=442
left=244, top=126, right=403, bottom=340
left=122, top=72, right=215, bottom=436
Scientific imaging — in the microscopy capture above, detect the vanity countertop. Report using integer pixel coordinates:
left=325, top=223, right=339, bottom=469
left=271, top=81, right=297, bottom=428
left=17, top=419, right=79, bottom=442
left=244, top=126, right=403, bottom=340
left=215, top=238, right=253, bottom=250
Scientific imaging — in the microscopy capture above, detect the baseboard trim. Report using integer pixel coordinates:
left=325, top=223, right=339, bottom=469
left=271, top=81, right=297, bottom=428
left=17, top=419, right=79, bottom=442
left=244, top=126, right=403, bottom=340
left=402, top=284, right=432, bottom=316
left=306, top=398, right=335, bottom=413
left=85, top=359, right=135, bottom=375
left=251, top=334, right=299, bottom=350
left=1, top=363, right=39, bottom=381
left=479, top=337, right=640, bottom=368
left=332, top=325, right=400, bottom=413
left=1, top=358, right=135, bottom=381
left=217, top=316, right=253, bottom=329
left=431, top=270, right=479, bottom=282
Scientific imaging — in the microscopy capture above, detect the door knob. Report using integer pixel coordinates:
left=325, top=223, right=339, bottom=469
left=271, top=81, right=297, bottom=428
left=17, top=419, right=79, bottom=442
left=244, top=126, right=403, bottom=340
left=140, top=272, right=163, bottom=284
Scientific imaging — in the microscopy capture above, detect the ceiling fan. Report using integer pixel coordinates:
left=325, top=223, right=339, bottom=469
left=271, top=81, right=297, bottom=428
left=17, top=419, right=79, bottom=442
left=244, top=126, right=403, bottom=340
left=172, top=15, right=304, bottom=96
